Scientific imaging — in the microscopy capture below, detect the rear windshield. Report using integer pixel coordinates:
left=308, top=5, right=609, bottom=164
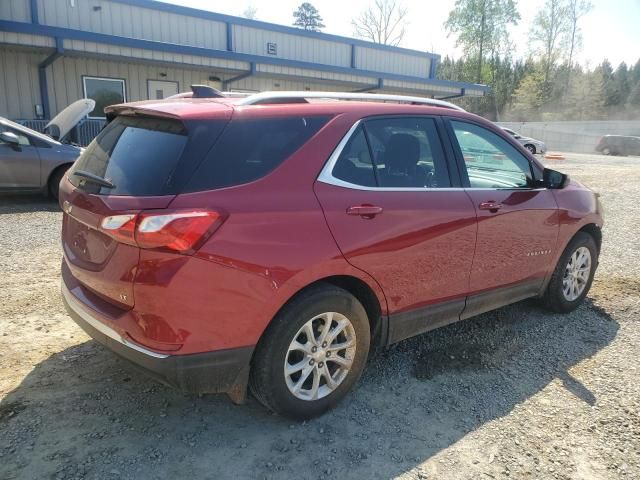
left=69, top=116, right=190, bottom=196
left=185, top=115, right=330, bottom=192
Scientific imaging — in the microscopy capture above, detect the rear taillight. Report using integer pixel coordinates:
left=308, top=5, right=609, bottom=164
left=100, top=210, right=223, bottom=254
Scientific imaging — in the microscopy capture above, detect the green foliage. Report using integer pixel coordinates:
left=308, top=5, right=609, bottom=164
left=292, top=2, right=325, bottom=31
left=510, top=70, right=545, bottom=120
left=442, top=0, right=639, bottom=120
left=445, top=0, right=520, bottom=83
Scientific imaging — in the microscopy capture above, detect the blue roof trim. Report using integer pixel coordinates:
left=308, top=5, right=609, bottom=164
left=109, top=0, right=441, bottom=60
left=0, top=20, right=489, bottom=93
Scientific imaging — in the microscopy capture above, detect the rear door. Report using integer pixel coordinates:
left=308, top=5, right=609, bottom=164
left=446, top=119, right=559, bottom=310
left=60, top=114, right=225, bottom=308
left=0, top=124, right=41, bottom=189
left=315, top=116, right=477, bottom=342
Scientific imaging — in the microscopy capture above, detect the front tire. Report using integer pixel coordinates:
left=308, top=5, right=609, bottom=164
left=525, top=144, right=536, bottom=154
left=249, top=284, right=370, bottom=420
left=542, top=232, right=598, bottom=313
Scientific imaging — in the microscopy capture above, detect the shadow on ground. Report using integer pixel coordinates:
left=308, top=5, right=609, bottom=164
left=0, top=299, right=618, bottom=479
left=0, top=195, right=59, bottom=214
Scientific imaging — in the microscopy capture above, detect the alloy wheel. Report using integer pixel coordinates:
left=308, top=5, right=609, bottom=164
left=284, top=312, right=357, bottom=401
left=562, top=246, right=592, bottom=301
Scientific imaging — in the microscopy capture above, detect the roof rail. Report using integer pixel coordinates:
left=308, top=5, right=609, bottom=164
left=236, top=91, right=465, bottom=111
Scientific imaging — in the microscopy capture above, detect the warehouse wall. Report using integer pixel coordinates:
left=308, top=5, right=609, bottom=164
left=0, top=0, right=30, bottom=23
left=0, top=49, right=44, bottom=119
left=25, top=0, right=434, bottom=79
left=45, top=56, right=234, bottom=115
left=37, top=0, right=227, bottom=50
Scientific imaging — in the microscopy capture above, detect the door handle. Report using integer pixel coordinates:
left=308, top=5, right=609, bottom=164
left=347, top=204, right=383, bottom=218
left=478, top=201, right=503, bottom=212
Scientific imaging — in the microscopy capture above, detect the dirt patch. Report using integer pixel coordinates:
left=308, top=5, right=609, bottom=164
left=1, top=153, right=640, bottom=479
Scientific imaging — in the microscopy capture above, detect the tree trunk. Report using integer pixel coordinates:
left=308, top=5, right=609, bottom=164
left=477, top=4, right=486, bottom=84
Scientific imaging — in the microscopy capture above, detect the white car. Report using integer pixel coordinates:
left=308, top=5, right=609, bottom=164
left=500, top=126, right=547, bottom=155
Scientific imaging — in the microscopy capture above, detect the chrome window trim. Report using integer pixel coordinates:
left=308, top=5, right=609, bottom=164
left=317, top=119, right=547, bottom=193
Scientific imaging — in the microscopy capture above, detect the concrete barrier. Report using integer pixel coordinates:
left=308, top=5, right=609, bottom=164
left=497, top=121, right=640, bottom=153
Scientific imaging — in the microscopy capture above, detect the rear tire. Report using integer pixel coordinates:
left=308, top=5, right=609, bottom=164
left=249, top=284, right=370, bottom=420
left=48, top=166, right=69, bottom=200
left=602, top=147, right=611, bottom=155
left=542, top=232, right=598, bottom=313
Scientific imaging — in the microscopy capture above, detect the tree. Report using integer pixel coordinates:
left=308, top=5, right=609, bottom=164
left=530, top=0, right=569, bottom=89
left=564, top=68, right=605, bottom=119
left=564, top=0, right=592, bottom=90
left=242, top=6, right=257, bottom=20
left=444, top=0, right=520, bottom=84
left=565, top=0, right=592, bottom=70
left=628, top=82, right=640, bottom=108
left=510, top=70, right=545, bottom=120
left=612, top=62, right=631, bottom=105
left=599, top=59, right=616, bottom=106
left=352, top=0, right=408, bottom=46
left=292, top=3, right=325, bottom=31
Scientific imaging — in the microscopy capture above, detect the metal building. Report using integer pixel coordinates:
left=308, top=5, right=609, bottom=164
left=0, top=0, right=488, bottom=123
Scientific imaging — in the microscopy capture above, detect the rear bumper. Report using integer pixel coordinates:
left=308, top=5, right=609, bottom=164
left=61, top=278, right=253, bottom=401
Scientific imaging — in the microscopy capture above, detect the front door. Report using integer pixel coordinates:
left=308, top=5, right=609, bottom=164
left=147, top=80, right=179, bottom=100
left=0, top=125, right=41, bottom=189
left=315, top=116, right=477, bottom=343
left=447, top=119, right=559, bottom=311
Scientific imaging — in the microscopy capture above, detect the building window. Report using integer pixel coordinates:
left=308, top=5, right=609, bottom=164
left=82, top=76, right=126, bottom=119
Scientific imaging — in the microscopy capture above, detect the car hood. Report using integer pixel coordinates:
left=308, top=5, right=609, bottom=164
left=45, top=99, right=95, bottom=141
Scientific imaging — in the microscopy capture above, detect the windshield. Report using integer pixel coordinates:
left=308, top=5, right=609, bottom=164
left=1, top=118, right=59, bottom=145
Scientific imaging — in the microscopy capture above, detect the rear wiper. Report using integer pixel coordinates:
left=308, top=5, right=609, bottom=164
left=72, top=170, right=115, bottom=189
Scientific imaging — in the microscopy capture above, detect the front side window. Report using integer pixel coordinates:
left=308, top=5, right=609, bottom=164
left=451, top=121, right=532, bottom=189
left=83, top=76, right=126, bottom=119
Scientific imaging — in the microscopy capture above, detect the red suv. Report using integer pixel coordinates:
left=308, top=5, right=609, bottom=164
left=59, top=91, right=603, bottom=419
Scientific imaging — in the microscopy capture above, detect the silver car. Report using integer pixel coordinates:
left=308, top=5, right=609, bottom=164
left=0, top=99, right=93, bottom=199
left=500, top=126, right=547, bottom=155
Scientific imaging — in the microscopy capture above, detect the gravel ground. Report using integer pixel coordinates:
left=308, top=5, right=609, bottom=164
left=1, top=152, right=639, bottom=479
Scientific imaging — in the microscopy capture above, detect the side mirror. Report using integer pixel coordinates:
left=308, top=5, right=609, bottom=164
left=543, top=168, right=570, bottom=189
left=0, top=131, right=21, bottom=147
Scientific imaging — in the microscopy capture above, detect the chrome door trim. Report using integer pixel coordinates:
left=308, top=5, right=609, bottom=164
left=316, top=119, right=547, bottom=193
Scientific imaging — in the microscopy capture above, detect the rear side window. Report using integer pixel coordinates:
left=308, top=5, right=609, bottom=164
left=69, top=116, right=189, bottom=196
left=331, top=126, right=377, bottom=187
left=186, top=116, right=329, bottom=191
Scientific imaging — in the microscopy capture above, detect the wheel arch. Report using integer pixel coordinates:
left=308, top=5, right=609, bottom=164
left=578, top=223, right=602, bottom=253
left=261, top=275, right=388, bottom=353
left=46, top=162, right=73, bottom=194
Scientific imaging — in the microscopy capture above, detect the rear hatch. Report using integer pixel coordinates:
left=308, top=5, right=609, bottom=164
left=60, top=106, right=229, bottom=309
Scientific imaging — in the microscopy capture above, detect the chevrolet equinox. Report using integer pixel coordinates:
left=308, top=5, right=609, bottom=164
left=60, top=90, right=603, bottom=420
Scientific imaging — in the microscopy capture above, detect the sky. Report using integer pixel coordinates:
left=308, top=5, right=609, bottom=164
left=162, top=0, right=640, bottom=68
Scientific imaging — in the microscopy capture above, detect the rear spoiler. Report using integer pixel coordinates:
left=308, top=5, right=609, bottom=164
left=104, top=105, right=183, bottom=123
